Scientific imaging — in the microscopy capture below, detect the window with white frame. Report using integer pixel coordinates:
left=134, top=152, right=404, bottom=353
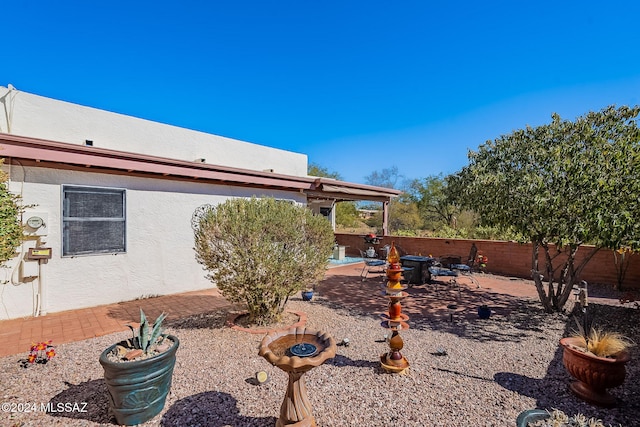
left=62, top=186, right=126, bottom=256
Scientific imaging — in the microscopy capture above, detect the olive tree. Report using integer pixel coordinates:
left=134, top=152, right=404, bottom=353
left=192, top=196, right=335, bottom=325
left=448, top=105, right=640, bottom=312
left=0, top=158, right=24, bottom=267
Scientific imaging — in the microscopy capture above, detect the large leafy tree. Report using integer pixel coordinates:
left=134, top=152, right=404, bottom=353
left=363, top=199, right=422, bottom=235
left=308, top=162, right=342, bottom=180
left=335, top=201, right=360, bottom=228
left=448, top=105, right=640, bottom=312
left=388, top=200, right=422, bottom=233
left=192, top=197, right=335, bottom=325
left=406, top=174, right=457, bottom=230
left=0, top=158, right=24, bottom=267
left=364, top=166, right=423, bottom=233
left=364, top=165, right=403, bottom=189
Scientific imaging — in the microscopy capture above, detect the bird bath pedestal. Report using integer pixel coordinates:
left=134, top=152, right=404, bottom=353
left=259, top=327, right=337, bottom=427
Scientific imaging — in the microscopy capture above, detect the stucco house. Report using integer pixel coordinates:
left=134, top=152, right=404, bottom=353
left=0, top=85, right=400, bottom=320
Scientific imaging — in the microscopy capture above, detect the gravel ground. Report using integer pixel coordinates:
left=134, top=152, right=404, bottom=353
left=1, top=287, right=638, bottom=427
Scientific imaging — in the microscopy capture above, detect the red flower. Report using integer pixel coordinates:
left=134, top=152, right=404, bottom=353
left=26, top=340, right=56, bottom=365
left=476, top=254, right=489, bottom=267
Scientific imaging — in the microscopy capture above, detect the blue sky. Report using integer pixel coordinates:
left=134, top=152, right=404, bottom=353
left=4, top=1, right=639, bottom=184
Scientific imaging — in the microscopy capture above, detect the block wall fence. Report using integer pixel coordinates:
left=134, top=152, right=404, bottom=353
left=334, top=233, right=640, bottom=290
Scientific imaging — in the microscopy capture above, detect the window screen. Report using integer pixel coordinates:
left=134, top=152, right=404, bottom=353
left=62, top=186, right=126, bottom=256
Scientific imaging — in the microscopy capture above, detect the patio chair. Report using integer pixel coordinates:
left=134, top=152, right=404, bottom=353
left=428, top=260, right=460, bottom=282
left=428, top=245, right=480, bottom=288
left=359, top=249, right=387, bottom=281
left=438, top=243, right=477, bottom=273
left=465, top=243, right=478, bottom=271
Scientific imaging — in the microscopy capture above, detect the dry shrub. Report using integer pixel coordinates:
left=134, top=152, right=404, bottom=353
left=192, top=197, right=334, bottom=325
left=571, top=328, right=634, bottom=358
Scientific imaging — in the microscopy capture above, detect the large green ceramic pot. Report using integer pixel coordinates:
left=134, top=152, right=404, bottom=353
left=516, top=409, right=549, bottom=426
left=99, top=335, right=179, bottom=426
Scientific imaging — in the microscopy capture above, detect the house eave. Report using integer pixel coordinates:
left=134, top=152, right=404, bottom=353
left=0, top=132, right=402, bottom=200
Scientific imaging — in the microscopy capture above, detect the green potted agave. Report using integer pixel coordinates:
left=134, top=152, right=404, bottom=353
left=99, top=309, right=179, bottom=426
left=517, top=408, right=617, bottom=426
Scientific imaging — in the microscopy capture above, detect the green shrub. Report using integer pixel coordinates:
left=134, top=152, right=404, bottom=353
left=393, top=229, right=420, bottom=237
left=335, top=201, right=359, bottom=227
left=192, top=197, right=334, bottom=325
left=0, top=159, right=24, bottom=267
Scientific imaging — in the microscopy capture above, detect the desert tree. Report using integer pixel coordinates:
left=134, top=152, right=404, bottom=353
left=405, top=174, right=457, bottom=230
left=447, top=105, right=640, bottom=312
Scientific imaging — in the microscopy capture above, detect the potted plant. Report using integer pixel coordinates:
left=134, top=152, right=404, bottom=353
left=99, top=309, right=179, bottom=425
left=301, top=289, right=314, bottom=301
left=517, top=408, right=614, bottom=426
left=516, top=409, right=551, bottom=426
left=302, top=284, right=317, bottom=301
left=475, top=253, right=488, bottom=272
left=477, top=304, right=491, bottom=319
left=559, top=321, right=633, bottom=407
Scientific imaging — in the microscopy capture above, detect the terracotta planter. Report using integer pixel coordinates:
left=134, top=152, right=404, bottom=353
left=559, top=336, right=630, bottom=407
left=99, top=335, right=179, bottom=425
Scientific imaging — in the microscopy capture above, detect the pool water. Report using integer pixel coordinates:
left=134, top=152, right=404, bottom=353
left=328, top=256, right=364, bottom=266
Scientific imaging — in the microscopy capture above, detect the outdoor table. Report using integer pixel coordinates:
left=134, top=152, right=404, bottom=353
left=400, top=255, right=436, bottom=285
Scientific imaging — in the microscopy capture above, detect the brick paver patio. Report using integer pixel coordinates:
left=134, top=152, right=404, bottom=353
left=0, top=288, right=234, bottom=357
left=0, top=262, right=621, bottom=358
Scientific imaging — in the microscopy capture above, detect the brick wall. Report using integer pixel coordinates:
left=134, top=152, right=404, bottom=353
left=335, top=233, right=640, bottom=290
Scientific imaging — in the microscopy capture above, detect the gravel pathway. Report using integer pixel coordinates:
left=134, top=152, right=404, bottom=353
left=1, top=289, right=638, bottom=426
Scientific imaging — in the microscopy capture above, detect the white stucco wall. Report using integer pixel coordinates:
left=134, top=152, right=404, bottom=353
left=0, top=86, right=308, bottom=176
left=0, top=163, right=306, bottom=320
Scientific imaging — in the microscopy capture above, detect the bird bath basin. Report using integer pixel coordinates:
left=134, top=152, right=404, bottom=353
left=259, top=327, right=336, bottom=427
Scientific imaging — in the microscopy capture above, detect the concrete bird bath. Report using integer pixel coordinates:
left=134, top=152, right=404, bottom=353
left=259, top=326, right=337, bottom=427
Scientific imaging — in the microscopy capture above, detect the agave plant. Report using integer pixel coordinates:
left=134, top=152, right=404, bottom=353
left=529, top=408, right=614, bottom=427
left=126, top=309, right=168, bottom=354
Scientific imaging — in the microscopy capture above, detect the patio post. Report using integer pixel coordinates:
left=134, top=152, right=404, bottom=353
left=382, top=200, right=389, bottom=236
